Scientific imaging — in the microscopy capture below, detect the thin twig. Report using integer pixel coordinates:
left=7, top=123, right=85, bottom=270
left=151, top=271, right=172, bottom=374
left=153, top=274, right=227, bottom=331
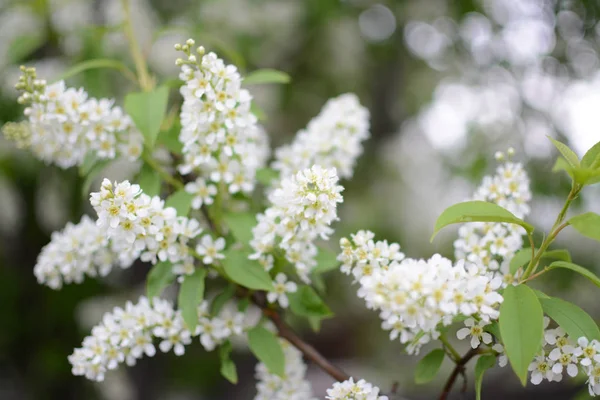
left=439, top=347, right=480, bottom=400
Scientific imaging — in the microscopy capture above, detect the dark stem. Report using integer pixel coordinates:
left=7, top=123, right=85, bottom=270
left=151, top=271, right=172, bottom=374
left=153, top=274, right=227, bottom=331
left=251, top=292, right=351, bottom=383
left=439, top=347, right=481, bottom=400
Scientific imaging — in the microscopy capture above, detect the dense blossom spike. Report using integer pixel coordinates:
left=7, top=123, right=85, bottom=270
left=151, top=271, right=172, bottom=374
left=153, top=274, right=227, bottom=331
left=272, top=93, right=370, bottom=181
left=339, top=231, right=503, bottom=354
left=250, top=165, right=344, bottom=282
left=69, top=297, right=249, bottom=382
left=176, top=41, right=270, bottom=207
left=34, top=215, right=127, bottom=289
left=454, top=159, right=532, bottom=281
left=11, top=67, right=143, bottom=168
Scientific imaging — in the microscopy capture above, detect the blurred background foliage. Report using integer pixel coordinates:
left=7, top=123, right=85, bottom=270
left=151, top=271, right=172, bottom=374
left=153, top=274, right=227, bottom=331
left=1, top=0, right=600, bottom=399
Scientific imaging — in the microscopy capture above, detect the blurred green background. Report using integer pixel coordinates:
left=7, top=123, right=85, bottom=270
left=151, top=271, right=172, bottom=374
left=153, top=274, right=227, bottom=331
left=2, top=0, right=600, bottom=399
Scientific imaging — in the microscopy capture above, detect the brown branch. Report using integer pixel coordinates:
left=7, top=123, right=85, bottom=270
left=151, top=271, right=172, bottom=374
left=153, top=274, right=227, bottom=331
left=439, top=347, right=481, bottom=400
left=251, top=292, right=351, bottom=383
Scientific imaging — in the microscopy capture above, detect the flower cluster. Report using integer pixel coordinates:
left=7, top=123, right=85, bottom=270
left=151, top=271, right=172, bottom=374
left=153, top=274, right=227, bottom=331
left=454, top=154, right=532, bottom=281
left=11, top=66, right=143, bottom=169
left=90, top=178, right=216, bottom=278
left=69, top=296, right=250, bottom=382
left=526, top=320, right=600, bottom=395
left=250, top=165, right=344, bottom=282
left=272, top=93, right=370, bottom=181
left=325, top=377, right=388, bottom=400
left=33, top=215, right=126, bottom=290
left=339, top=230, right=503, bottom=354
left=69, top=297, right=189, bottom=382
left=254, top=339, right=316, bottom=400
left=175, top=39, right=269, bottom=209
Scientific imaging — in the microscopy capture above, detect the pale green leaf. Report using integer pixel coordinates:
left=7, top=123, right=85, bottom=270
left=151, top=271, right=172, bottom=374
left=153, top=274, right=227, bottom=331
left=223, top=212, right=257, bottom=246
left=509, top=248, right=572, bottom=274
left=222, top=249, right=274, bottom=291
left=414, top=348, right=445, bottom=384
left=431, top=201, right=534, bottom=241
left=255, top=167, right=279, bottom=186
left=312, top=247, right=340, bottom=274
left=147, top=261, right=175, bottom=299
left=548, top=136, right=580, bottom=168
left=178, top=268, right=206, bottom=331
left=57, top=58, right=136, bottom=83
left=219, top=341, right=238, bottom=384
left=124, top=86, right=169, bottom=148
left=288, top=286, right=333, bottom=319
left=569, top=212, right=600, bottom=242
left=247, top=326, right=285, bottom=377
left=137, top=163, right=161, bottom=196
left=499, top=284, right=544, bottom=386
left=475, top=355, right=497, bottom=400
left=547, top=261, right=600, bottom=288
left=211, top=284, right=236, bottom=315
left=582, top=141, right=600, bottom=169
left=165, top=189, right=194, bottom=216
left=244, top=69, right=290, bottom=85
left=540, top=297, right=600, bottom=341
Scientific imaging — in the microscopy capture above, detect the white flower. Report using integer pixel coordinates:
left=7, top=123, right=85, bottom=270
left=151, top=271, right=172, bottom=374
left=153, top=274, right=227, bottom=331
left=492, top=343, right=508, bottom=367
left=195, top=235, right=226, bottom=264
left=529, top=353, right=562, bottom=385
left=549, top=346, right=579, bottom=377
left=325, top=377, right=388, bottom=400
left=267, top=273, right=298, bottom=308
left=576, top=337, right=600, bottom=366
left=185, top=178, right=217, bottom=209
left=457, top=318, right=493, bottom=348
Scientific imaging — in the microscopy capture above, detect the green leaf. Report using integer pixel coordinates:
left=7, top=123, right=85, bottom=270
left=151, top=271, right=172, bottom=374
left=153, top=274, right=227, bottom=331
left=156, top=118, right=183, bottom=154
left=582, top=141, right=600, bottom=169
left=222, top=249, right=274, bottom=291
left=509, top=248, right=534, bottom=275
left=485, top=321, right=501, bottom=340
left=569, top=212, right=600, bottom=242
left=553, top=158, right=600, bottom=186
left=532, top=289, right=551, bottom=299
left=8, top=35, right=44, bottom=63
left=211, top=284, right=237, bottom=315
left=308, top=316, right=322, bottom=332
left=223, top=212, right=257, bottom=246
left=56, top=58, right=136, bottom=83
left=509, top=248, right=572, bottom=275
left=499, top=284, right=544, bottom=385
left=137, top=163, right=161, bottom=196
left=475, top=355, right=497, bottom=400
left=219, top=341, right=238, bottom=384
left=244, top=69, right=291, bottom=85
left=124, top=86, right=170, bottom=149
left=431, top=201, right=534, bottom=241
left=540, top=297, right=600, bottom=341
left=165, top=189, right=194, bottom=216
left=414, top=349, right=445, bottom=384
left=312, top=247, right=340, bottom=274
left=81, top=159, right=111, bottom=196
left=547, top=261, right=600, bottom=288
left=247, top=326, right=285, bottom=377
left=288, top=286, right=333, bottom=319
left=178, top=268, right=206, bottom=331
left=548, top=136, right=580, bottom=168
left=255, top=167, right=279, bottom=186
left=147, top=261, right=175, bottom=299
